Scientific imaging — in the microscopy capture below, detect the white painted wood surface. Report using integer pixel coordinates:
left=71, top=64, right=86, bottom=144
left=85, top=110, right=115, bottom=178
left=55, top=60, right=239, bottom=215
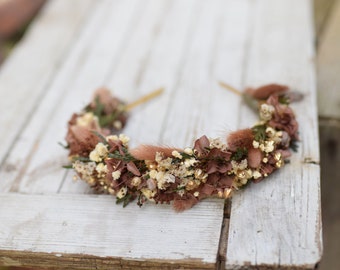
left=0, top=194, right=223, bottom=269
left=226, top=0, right=322, bottom=269
left=0, top=0, right=321, bottom=269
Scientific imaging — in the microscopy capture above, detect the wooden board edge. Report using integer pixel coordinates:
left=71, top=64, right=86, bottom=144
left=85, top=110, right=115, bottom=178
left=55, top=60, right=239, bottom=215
left=0, top=249, right=216, bottom=270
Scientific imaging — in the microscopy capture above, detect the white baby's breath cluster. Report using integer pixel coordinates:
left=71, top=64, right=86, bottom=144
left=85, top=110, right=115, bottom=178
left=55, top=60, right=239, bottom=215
left=259, top=103, right=275, bottom=121
left=72, top=133, right=132, bottom=194
left=76, top=112, right=99, bottom=128
left=138, top=149, right=208, bottom=201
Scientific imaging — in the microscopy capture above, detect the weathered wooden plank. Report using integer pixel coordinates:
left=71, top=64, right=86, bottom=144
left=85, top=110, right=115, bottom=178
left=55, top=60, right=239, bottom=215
left=0, top=193, right=224, bottom=269
left=0, top=0, right=142, bottom=193
left=0, top=0, right=95, bottom=163
left=317, top=0, right=340, bottom=118
left=225, top=0, right=322, bottom=268
left=60, top=0, right=173, bottom=193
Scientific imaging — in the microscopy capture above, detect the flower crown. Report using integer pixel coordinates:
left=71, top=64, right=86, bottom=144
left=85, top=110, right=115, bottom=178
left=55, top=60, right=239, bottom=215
left=64, top=84, right=302, bottom=211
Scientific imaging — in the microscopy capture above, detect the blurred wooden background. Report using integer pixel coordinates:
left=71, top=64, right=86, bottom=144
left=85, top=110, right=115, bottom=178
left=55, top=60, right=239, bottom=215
left=315, top=0, right=340, bottom=269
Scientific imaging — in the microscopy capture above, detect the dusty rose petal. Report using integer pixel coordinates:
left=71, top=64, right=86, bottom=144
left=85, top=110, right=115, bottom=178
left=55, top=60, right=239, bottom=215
left=217, top=175, right=234, bottom=188
left=130, top=145, right=181, bottom=161
left=277, top=149, right=292, bottom=159
left=260, top=164, right=275, bottom=176
left=207, top=173, right=220, bottom=185
left=126, top=162, right=141, bottom=176
left=173, top=194, right=198, bottom=212
left=206, top=162, right=218, bottom=174
left=248, top=148, right=263, bottom=168
left=227, top=128, right=254, bottom=151
left=91, top=88, right=121, bottom=114
left=147, top=178, right=156, bottom=190
left=267, top=95, right=299, bottom=140
left=194, top=135, right=210, bottom=156
left=245, top=84, right=288, bottom=100
left=154, top=192, right=174, bottom=204
left=200, top=184, right=216, bottom=196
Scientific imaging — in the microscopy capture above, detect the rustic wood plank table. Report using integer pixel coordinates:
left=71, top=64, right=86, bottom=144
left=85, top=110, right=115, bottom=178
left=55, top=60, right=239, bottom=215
left=0, top=0, right=322, bottom=269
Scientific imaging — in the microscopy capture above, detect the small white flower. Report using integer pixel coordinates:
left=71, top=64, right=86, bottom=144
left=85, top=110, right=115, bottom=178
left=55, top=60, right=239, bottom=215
left=76, top=112, right=98, bottom=127
left=113, top=120, right=122, bottom=130
left=155, top=171, right=165, bottom=181
left=260, top=104, right=275, bottom=121
left=141, top=188, right=156, bottom=200
left=184, top=158, right=198, bottom=168
left=209, top=138, right=225, bottom=149
left=263, top=140, right=275, bottom=153
left=253, top=170, right=262, bottom=179
left=266, top=127, right=276, bottom=137
left=231, top=159, right=248, bottom=171
left=131, top=177, right=141, bottom=186
left=119, top=134, right=130, bottom=146
left=164, top=173, right=176, bottom=183
left=149, top=169, right=157, bottom=179
left=117, top=186, right=127, bottom=199
left=172, top=150, right=183, bottom=159
left=252, top=140, right=260, bottom=148
left=184, top=148, right=193, bottom=155
left=108, top=187, right=116, bottom=195
left=177, top=189, right=185, bottom=197
left=194, top=191, right=200, bottom=197
left=95, top=142, right=108, bottom=157
left=106, top=135, right=119, bottom=142
left=96, top=163, right=108, bottom=174
left=111, top=170, right=121, bottom=180
left=89, top=150, right=101, bottom=162
left=155, top=152, right=163, bottom=163
left=158, top=157, right=172, bottom=169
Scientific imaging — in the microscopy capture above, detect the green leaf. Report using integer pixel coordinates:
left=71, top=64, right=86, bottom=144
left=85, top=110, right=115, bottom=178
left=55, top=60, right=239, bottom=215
left=62, top=164, right=73, bottom=169
left=243, top=93, right=259, bottom=112
left=290, top=139, right=299, bottom=152
left=71, top=156, right=91, bottom=162
left=278, top=94, right=290, bottom=105
left=99, top=111, right=120, bottom=127
left=252, top=124, right=267, bottom=142
left=58, top=141, right=69, bottom=149
left=94, top=96, right=105, bottom=117
left=116, top=193, right=132, bottom=207
left=108, top=149, right=136, bottom=162
left=231, top=147, right=248, bottom=161
left=91, top=131, right=109, bottom=145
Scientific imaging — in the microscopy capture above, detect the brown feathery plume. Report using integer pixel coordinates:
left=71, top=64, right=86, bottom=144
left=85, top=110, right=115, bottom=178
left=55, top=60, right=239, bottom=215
left=245, top=84, right=288, bottom=100
left=227, top=128, right=254, bottom=152
left=130, top=145, right=181, bottom=161
left=66, top=126, right=100, bottom=157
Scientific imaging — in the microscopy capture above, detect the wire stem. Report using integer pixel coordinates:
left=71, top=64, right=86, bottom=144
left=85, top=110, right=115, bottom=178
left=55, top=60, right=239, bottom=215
left=125, top=88, right=164, bottom=111
left=219, top=81, right=242, bottom=96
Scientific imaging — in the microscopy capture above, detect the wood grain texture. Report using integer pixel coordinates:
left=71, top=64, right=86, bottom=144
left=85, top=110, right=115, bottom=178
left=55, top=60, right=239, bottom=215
left=317, top=0, right=340, bottom=118
left=0, top=0, right=95, bottom=164
left=0, top=0, right=321, bottom=268
left=225, top=0, right=322, bottom=269
left=0, top=193, right=224, bottom=269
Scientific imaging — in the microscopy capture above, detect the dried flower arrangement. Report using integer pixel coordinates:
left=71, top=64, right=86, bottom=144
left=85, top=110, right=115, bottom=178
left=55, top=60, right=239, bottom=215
left=63, top=83, right=302, bottom=211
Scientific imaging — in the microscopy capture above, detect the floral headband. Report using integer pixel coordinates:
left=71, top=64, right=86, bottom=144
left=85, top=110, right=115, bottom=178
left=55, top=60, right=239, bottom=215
left=63, top=83, right=302, bottom=211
